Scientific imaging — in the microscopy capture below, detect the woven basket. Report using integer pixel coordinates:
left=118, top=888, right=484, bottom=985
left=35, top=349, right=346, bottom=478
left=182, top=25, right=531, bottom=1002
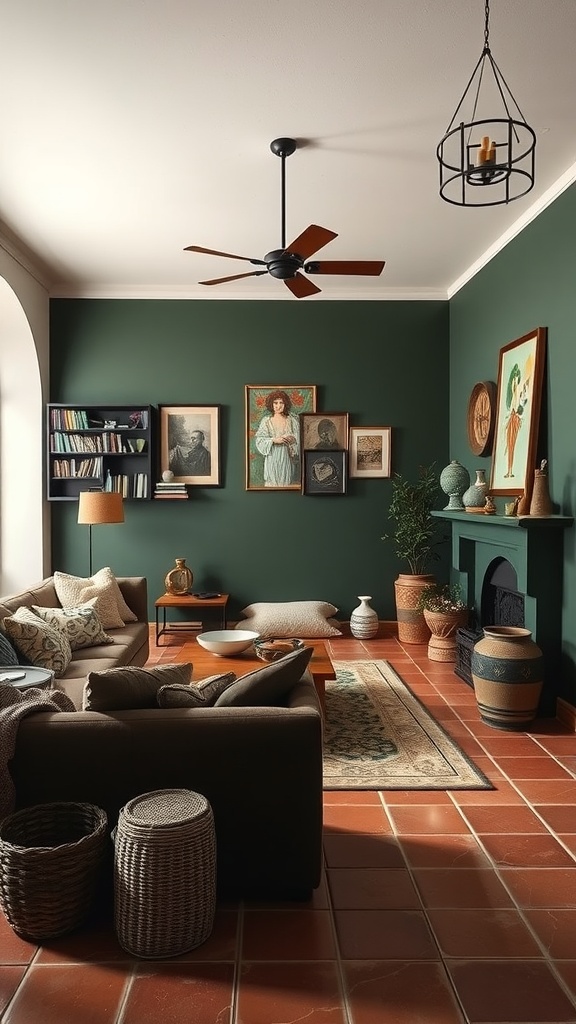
left=114, top=788, right=216, bottom=959
left=0, top=802, right=108, bottom=941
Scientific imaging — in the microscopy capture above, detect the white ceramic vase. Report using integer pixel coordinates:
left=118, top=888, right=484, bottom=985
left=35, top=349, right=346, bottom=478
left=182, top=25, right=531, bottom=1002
left=350, top=596, right=379, bottom=639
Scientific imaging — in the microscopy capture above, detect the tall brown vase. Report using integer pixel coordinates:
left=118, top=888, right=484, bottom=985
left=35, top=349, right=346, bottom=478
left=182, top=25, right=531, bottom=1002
left=394, top=574, right=434, bottom=644
left=529, top=469, right=553, bottom=516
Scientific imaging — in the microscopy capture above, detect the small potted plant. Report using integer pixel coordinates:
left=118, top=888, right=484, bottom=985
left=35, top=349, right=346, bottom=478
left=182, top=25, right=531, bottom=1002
left=382, top=464, right=442, bottom=643
left=418, top=582, right=469, bottom=662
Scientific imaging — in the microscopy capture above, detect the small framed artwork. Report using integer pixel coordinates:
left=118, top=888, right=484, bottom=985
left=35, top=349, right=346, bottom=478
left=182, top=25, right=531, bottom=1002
left=303, top=450, right=347, bottom=495
left=300, top=412, right=349, bottom=451
left=348, top=426, right=392, bottom=478
left=489, top=327, right=547, bottom=498
left=245, top=384, right=317, bottom=491
left=159, top=404, right=221, bottom=486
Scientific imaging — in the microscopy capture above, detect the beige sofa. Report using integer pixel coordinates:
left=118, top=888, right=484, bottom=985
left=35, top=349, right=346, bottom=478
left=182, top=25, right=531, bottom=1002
left=2, top=576, right=323, bottom=899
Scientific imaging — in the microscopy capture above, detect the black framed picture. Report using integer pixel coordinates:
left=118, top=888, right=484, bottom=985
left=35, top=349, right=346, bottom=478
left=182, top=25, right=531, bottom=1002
left=302, top=450, right=347, bottom=495
left=159, top=404, right=221, bottom=486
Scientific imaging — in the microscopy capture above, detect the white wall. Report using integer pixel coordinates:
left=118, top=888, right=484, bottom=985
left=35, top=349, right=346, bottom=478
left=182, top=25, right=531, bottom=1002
left=0, top=239, right=50, bottom=594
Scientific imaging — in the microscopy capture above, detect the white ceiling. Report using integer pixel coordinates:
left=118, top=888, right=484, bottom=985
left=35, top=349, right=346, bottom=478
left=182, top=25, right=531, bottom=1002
left=1, top=0, right=575, bottom=301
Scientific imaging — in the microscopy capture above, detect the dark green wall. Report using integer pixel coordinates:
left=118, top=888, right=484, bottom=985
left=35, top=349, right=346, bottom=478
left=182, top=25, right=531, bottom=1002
left=50, top=299, right=450, bottom=622
left=450, top=181, right=576, bottom=706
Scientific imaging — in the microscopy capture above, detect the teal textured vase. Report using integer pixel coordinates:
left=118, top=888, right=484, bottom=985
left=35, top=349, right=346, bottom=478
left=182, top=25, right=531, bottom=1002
left=440, top=460, right=470, bottom=511
left=463, top=469, right=489, bottom=511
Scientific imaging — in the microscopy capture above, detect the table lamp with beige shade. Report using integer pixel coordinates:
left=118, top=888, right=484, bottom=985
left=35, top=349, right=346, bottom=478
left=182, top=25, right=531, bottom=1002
left=77, top=490, right=124, bottom=576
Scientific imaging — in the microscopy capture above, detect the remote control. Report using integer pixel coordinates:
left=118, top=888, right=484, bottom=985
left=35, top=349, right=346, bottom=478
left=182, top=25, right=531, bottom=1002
left=194, top=592, right=221, bottom=599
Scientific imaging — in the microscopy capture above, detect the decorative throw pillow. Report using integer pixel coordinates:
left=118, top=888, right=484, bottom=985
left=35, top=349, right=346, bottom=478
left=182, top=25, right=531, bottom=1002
left=3, top=607, right=72, bottom=678
left=31, top=601, right=114, bottom=651
left=54, top=567, right=137, bottom=629
left=83, top=662, right=193, bottom=712
left=157, top=672, right=237, bottom=708
left=214, top=646, right=313, bottom=707
left=236, top=601, right=342, bottom=639
left=0, top=630, right=20, bottom=666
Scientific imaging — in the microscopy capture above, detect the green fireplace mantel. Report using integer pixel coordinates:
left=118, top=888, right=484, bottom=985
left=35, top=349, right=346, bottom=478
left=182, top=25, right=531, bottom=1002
left=432, top=510, right=573, bottom=715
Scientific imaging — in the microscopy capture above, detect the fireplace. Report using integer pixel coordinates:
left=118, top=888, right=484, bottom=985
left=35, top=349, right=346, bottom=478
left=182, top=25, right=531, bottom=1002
left=433, top=510, right=572, bottom=716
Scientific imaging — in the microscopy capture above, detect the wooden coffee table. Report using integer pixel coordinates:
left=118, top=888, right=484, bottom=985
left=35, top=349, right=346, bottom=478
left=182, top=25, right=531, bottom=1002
left=190, top=639, right=335, bottom=716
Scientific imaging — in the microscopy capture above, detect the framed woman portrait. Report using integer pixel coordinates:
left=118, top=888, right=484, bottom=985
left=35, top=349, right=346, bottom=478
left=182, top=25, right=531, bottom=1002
left=489, top=327, right=547, bottom=498
left=303, top=450, right=347, bottom=495
left=300, top=412, right=349, bottom=451
left=348, top=426, right=392, bottom=478
left=245, top=384, right=317, bottom=490
left=159, top=404, right=221, bottom=486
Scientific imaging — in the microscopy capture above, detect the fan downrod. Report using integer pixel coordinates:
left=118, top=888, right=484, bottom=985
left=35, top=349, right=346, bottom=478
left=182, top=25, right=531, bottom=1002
left=270, top=138, right=297, bottom=159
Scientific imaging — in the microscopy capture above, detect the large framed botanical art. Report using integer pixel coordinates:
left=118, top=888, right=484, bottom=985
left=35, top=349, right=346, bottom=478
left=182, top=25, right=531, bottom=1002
left=489, top=328, right=547, bottom=499
left=159, top=405, right=221, bottom=486
left=348, top=426, right=392, bottom=478
left=245, top=385, right=317, bottom=490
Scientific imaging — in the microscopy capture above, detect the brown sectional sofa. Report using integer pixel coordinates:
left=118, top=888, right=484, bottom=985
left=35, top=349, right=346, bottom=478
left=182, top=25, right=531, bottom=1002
left=3, top=576, right=324, bottom=898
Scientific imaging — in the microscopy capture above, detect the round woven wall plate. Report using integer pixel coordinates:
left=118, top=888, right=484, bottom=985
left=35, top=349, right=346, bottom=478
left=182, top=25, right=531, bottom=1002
left=467, top=381, right=496, bottom=457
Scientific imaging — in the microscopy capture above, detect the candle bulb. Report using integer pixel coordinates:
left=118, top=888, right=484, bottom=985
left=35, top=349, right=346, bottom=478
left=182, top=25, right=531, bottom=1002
left=476, top=135, right=495, bottom=165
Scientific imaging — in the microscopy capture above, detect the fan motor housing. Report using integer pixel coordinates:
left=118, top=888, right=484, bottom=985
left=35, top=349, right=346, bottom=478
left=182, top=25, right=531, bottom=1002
left=264, top=249, right=303, bottom=279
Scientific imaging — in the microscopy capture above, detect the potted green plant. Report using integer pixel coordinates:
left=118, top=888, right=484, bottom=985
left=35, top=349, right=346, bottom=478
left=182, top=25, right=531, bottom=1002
left=382, top=464, right=441, bottom=644
left=417, top=582, right=469, bottom=662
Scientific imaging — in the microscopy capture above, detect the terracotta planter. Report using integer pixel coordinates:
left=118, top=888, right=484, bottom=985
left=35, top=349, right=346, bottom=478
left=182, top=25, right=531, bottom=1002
left=423, top=608, right=469, bottom=662
left=394, top=574, right=434, bottom=644
left=471, top=626, right=544, bottom=730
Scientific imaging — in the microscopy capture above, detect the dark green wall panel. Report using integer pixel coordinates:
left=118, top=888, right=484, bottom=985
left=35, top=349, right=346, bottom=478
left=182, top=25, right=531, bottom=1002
left=50, top=299, right=450, bottom=621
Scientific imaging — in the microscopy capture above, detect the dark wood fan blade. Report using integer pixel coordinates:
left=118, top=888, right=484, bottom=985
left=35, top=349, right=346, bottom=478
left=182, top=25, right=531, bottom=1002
left=284, top=273, right=322, bottom=298
left=199, top=271, right=268, bottom=286
left=285, top=225, right=338, bottom=260
left=185, top=245, right=266, bottom=266
left=304, top=260, right=386, bottom=276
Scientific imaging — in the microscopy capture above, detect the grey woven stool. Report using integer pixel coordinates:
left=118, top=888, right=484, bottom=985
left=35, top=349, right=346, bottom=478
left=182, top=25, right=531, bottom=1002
left=113, top=788, right=216, bottom=959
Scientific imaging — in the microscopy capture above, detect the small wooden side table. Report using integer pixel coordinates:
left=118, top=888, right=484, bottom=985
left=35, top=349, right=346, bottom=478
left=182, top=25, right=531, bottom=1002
left=155, top=593, right=229, bottom=646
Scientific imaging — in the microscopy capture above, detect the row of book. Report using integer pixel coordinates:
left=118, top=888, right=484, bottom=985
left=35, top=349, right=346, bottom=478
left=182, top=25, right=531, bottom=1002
left=104, top=473, right=149, bottom=499
left=154, top=481, right=189, bottom=500
left=50, top=408, right=90, bottom=430
left=51, top=432, right=127, bottom=454
left=52, top=457, right=103, bottom=479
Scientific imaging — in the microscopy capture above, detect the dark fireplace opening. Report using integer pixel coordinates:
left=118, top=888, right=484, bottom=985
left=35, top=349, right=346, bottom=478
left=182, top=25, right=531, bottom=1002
left=456, top=557, right=525, bottom=687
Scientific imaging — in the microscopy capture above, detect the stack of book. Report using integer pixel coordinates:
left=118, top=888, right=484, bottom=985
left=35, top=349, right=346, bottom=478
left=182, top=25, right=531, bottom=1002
left=154, top=481, right=189, bottom=500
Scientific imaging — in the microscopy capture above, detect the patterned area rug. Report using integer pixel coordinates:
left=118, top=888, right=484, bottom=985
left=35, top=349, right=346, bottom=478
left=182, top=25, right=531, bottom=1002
left=323, top=660, right=492, bottom=790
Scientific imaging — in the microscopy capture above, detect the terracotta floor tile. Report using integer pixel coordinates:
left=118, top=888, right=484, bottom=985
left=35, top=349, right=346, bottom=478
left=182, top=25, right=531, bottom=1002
left=513, top=779, right=576, bottom=803
left=323, top=833, right=405, bottom=868
left=327, top=868, right=420, bottom=909
left=446, top=959, right=576, bottom=1022
left=559, top=834, right=576, bottom=856
left=322, top=804, right=393, bottom=834
left=496, top=755, right=575, bottom=779
left=533, top=804, right=576, bottom=832
left=534, top=737, right=576, bottom=756
left=343, top=960, right=464, bottom=1024
left=0, top=914, right=38, bottom=965
left=237, top=961, right=346, bottom=1024
left=3, top=962, right=130, bottom=1024
left=122, top=963, right=234, bottom=1024
left=480, top=831, right=576, bottom=868
left=451, top=780, right=526, bottom=804
left=458, top=803, right=548, bottom=833
left=427, top=907, right=543, bottom=958
left=399, top=833, right=491, bottom=869
left=334, top=909, right=439, bottom=959
left=523, top=909, right=576, bottom=958
left=499, top=867, right=576, bottom=908
left=412, top=868, right=515, bottom=908
left=381, top=789, right=454, bottom=804
left=0, top=967, right=26, bottom=1017
left=558, top=756, right=576, bottom=776
left=246, top=874, right=330, bottom=910
left=386, top=804, right=472, bottom=834
left=554, top=961, right=576, bottom=1000
left=322, top=789, right=382, bottom=805
left=241, top=910, right=336, bottom=960
left=36, top=920, right=127, bottom=964
left=174, top=910, right=239, bottom=960
left=476, top=734, right=544, bottom=756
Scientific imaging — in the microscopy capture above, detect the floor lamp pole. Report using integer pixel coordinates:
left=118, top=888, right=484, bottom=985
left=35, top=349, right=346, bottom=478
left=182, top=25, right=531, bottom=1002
left=88, top=523, right=93, bottom=577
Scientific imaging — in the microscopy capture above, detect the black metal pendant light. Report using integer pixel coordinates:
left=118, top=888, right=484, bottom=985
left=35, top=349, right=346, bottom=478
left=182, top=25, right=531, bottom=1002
left=437, top=0, right=536, bottom=207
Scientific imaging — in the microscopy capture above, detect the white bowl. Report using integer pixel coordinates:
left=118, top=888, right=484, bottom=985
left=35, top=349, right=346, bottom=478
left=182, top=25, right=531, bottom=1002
left=196, top=629, right=260, bottom=656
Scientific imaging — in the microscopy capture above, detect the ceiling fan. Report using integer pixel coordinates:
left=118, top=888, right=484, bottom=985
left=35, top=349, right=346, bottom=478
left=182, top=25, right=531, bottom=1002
left=184, top=138, right=386, bottom=298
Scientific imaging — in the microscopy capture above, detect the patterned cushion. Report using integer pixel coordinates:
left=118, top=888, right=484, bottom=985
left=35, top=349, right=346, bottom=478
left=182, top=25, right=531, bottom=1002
left=31, top=601, right=114, bottom=651
left=237, top=601, right=342, bottom=639
left=54, top=567, right=137, bottom=629
left=83, top=663, right=193, bottom=711
left=157, top=672, right=237, bottom=708
left=3, top=608, right=72, bottom=678
left=0, top=631, right=20, bottom=666
left=214, top=646, right=313, bottom=707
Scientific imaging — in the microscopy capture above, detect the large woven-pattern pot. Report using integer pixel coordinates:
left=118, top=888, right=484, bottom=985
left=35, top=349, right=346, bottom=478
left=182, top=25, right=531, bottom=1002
left=471, top=626, right=544, bottom=730
left=423, top=608, right=469, bottom=662
left=394, top=574, right=434, bottom=644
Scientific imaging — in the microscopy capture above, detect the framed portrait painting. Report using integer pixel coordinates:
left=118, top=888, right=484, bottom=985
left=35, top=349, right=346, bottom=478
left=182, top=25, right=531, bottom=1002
left=489, top=327, right=547, bottom=498
left=300, top=412, right=349, bottom=451
left=303, top=450, right=347, bottom=495
left=348, top=426, right=392, bottom=478
left=159, top=405, right=221, bottom=486
left=245, top=385, right=317, bottom=490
